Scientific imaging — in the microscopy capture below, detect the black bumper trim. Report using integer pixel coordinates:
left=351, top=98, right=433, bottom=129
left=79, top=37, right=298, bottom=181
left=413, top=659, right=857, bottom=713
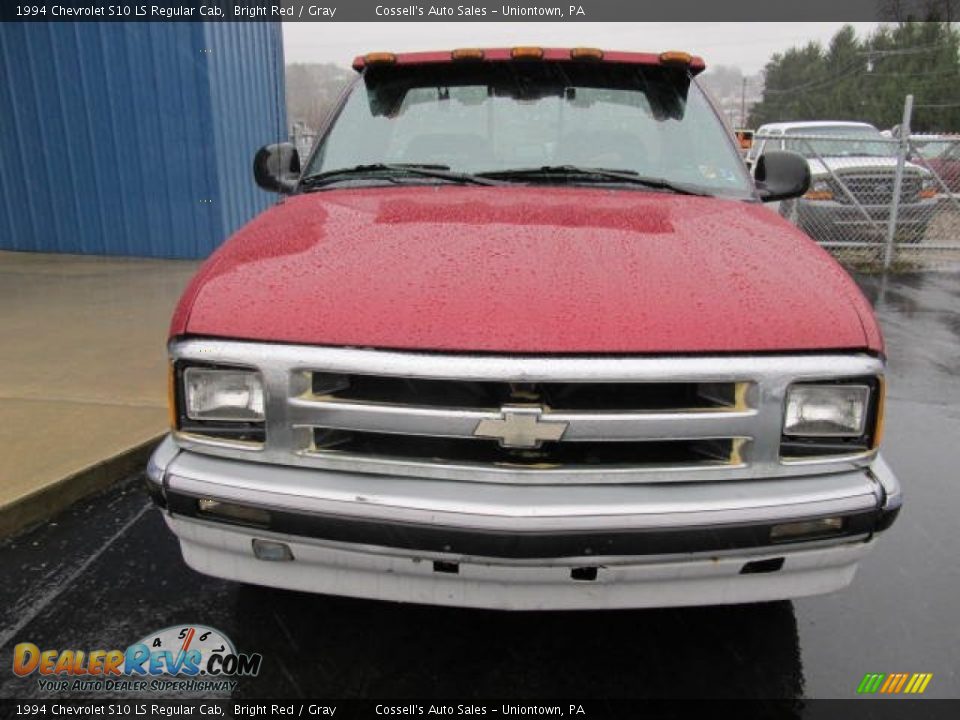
left=876, top=504, right=901, bottom=533
left=161, top=490, right=882, bottom=559
left=144, top=476, right=166, bottom=509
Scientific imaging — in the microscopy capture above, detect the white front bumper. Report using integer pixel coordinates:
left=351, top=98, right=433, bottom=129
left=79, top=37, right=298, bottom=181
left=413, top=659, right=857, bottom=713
left=169, top=515, right=875, bottom=610
left=148, top=436, right=899, bottom=610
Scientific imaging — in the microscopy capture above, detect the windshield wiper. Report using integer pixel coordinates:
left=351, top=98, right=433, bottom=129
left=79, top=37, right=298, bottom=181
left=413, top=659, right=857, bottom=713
left=300, top=163, right=503, bottom=188
left=475, top=165, right=711, bottom=196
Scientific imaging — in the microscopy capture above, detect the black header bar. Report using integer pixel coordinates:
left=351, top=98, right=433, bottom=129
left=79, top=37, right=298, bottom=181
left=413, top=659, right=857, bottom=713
left=1, top=700, right=960, bottom=720
left=0, top=0, right=944, bottom=23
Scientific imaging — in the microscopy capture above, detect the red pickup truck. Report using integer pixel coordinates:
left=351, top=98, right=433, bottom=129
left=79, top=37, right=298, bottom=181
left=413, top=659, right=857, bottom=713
left=146, top=48, right=901, bottom=610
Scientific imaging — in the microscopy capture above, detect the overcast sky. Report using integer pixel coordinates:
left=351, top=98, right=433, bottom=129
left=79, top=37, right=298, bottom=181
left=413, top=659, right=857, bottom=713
left=283, top=22, right=882, bottom=75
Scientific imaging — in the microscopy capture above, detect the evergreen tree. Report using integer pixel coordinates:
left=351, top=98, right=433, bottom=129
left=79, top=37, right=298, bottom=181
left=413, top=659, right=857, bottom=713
left=748, top=20, right=960, bottom=132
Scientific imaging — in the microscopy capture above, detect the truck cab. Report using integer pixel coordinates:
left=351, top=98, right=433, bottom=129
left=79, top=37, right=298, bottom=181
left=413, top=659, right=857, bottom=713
left=147, top=48, right=900, bottom=610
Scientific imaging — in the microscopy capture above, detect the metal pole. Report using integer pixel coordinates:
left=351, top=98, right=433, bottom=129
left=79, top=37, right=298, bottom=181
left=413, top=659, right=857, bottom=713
left=884, top=94, right=913, bottom=270
left=740, top=77, right=747, bottom=127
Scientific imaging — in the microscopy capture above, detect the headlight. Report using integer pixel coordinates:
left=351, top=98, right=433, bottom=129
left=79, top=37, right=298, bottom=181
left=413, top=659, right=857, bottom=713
left=783, top=383, right=870, bottom=437
left=919, top=175, right=938, bottom=199
left=183, top=367, right=264, bottom=421
left=172, top=364, right=267, bottom=446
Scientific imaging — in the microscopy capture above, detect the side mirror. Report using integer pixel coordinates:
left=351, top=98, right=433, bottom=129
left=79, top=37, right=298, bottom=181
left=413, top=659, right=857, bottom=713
left=754, top=150, right=810, bottom=202
left=253, top=143, right=300, bottom=194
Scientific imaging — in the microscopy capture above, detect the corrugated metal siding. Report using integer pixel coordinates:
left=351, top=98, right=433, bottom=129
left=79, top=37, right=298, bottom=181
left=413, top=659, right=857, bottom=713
left=0, top=22, right=284, bottom=259
left=204, top=22, right=287, bottom=240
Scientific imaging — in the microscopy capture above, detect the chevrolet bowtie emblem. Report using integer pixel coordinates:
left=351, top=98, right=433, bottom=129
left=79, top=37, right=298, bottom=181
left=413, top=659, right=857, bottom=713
left=473, top=405, right=568, bottom=449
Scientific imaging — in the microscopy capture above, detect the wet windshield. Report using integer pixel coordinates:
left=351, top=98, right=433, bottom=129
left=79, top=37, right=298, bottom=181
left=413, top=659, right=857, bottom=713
left=304, top=61, right=752, bottom=197
left=914, top=141, right=952, bottom=160
left=783, top=126, right=897, bottom=158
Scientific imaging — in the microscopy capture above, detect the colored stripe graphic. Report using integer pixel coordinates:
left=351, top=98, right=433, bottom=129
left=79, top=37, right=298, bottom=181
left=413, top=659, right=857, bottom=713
left=857, top=673, right=885, bottom=694
left=858, top=672, right=932, bottom=694
left=880, top=674, right=897, bottom=693
left=893, top=674, right=909, bottom=693
left=909, top=673, right=933, bottom=694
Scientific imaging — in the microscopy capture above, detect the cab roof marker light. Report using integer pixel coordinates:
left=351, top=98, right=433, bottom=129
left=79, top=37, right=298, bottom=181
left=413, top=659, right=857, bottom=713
left=660, top=50, right=693, bottom=66
left=511, top=46, right=544, bottom=60
left=452, top=48, right=485, bottom=61
left=363, top=52, right=397, bottom=67
left=570, top=47, right=604, bottom=61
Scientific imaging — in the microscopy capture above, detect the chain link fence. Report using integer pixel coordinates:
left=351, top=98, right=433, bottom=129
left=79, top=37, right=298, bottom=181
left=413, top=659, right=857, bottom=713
left=750, top=128, right=960, bottom=271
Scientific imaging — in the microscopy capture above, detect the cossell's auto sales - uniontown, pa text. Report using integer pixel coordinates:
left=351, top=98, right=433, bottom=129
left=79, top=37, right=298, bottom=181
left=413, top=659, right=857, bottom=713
left=374, top=5, right=587, bottom=17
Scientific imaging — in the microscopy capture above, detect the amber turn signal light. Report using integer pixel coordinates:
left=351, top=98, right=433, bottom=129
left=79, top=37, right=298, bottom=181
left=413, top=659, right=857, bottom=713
left=167, top=361, right=177, bottom=430
left=872, top=376, right=886, bottom=449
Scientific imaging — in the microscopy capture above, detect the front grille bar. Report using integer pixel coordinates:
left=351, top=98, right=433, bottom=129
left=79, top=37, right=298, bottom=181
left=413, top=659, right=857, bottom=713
left=287, top=396, right=758, bottom=442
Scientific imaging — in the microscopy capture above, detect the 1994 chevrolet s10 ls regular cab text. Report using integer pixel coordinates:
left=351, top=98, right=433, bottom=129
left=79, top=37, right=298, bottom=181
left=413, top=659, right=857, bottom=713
left=146, top=47, right=901, bottom=609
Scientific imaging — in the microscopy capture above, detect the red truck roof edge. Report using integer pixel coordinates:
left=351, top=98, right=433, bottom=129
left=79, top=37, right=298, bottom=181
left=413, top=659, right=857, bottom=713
left=351, top=48, right=706, bottom=75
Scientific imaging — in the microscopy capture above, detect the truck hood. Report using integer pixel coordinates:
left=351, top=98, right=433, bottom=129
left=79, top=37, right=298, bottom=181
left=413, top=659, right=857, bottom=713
left=172, top=186, right=881, bottom=354
left=808, top=155, right=929, bottom=177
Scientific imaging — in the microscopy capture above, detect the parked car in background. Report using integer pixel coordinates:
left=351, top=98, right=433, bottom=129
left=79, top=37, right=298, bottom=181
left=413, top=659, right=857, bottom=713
left=147, top=49, right=900, bottom=610
left=748, top=121, right=938, bottom=244
left=909, top=134, right=960, bottom=194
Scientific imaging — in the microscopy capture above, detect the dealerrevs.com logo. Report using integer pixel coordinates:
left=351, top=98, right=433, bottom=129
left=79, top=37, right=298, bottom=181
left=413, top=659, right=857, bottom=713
left=12, top=625, right=262, bottom=693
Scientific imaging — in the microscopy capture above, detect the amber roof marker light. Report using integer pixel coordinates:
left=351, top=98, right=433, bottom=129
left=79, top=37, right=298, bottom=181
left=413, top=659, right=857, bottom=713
left=353, top=51, right=398, bottom=70
left=452, top=48, right=485, bottom=61
left=570, top=48, right=604, bottom=61
left=659, top=50, right=693, bottom=66
left=364, top=52, right=397, bottom=65
left=511, top=46, right=545, bottom=60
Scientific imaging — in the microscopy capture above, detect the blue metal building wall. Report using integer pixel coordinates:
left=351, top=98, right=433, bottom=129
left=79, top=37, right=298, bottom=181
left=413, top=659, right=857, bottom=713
left=0, top=22, right=285, bottom=258
left=204, top=22, right=287, bottom=241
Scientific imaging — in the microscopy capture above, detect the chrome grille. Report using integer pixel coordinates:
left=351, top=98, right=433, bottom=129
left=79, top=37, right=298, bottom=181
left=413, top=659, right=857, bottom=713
left=294, top=373, right=754, bottom=474
left=171, top=340, right=882, bottom=484
left=834, top=171, right=922, bottom=205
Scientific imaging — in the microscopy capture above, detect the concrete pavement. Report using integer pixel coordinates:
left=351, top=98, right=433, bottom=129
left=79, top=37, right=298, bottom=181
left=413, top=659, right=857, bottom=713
left=0, top=251, right=199, bottom=535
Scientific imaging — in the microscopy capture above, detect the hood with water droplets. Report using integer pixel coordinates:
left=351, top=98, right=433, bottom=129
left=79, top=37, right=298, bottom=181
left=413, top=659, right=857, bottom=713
left=171, top=186, right=882, bottom=354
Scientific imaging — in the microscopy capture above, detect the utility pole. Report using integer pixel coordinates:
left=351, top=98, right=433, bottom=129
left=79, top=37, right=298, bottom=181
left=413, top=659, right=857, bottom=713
left=884, top=94, right=913, bottom=271
left=740, top=77, right=747, bottom=127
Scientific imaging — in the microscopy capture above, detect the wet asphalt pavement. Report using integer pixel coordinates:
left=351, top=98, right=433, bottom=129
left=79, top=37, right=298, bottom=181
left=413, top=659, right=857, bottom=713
left=1, top=271, right=958, bottom=700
